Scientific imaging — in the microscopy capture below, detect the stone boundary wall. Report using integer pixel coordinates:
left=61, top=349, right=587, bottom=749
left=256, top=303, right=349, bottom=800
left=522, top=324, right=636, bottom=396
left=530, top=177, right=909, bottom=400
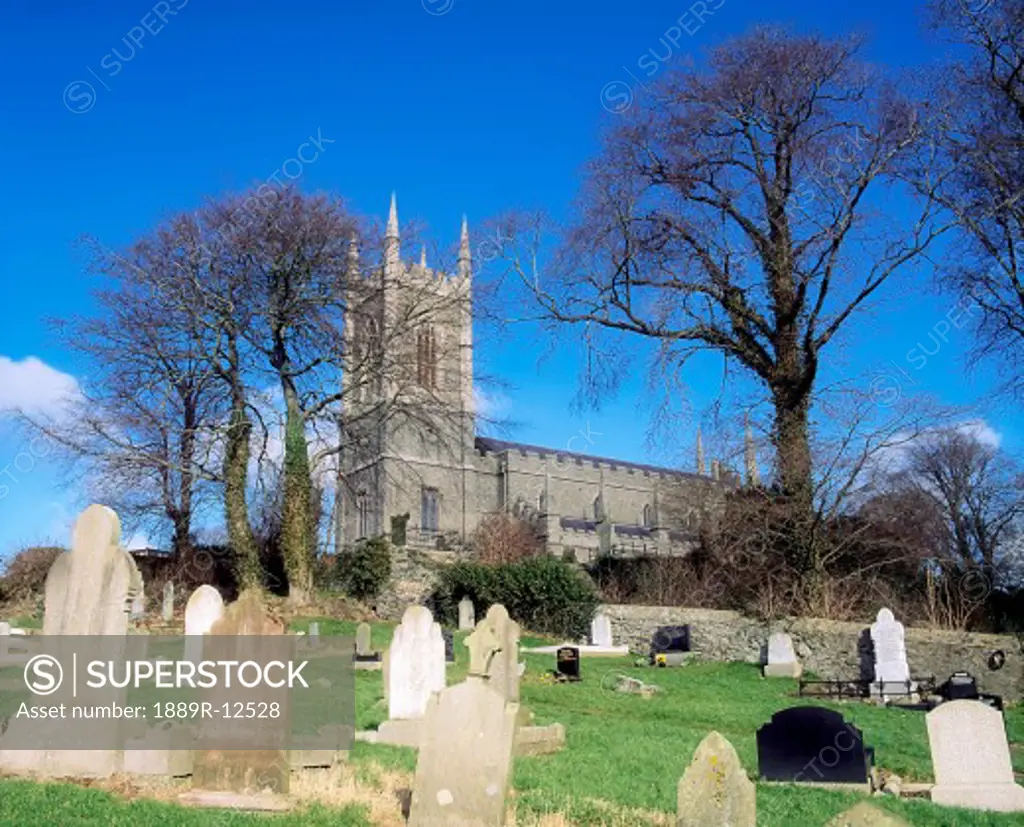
left=603, top=604, right=1023, bottom=701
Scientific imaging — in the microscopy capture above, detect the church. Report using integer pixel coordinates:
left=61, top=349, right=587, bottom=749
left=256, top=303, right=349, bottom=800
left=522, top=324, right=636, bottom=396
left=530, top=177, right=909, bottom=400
left=339, top=197, right=751, bottom=562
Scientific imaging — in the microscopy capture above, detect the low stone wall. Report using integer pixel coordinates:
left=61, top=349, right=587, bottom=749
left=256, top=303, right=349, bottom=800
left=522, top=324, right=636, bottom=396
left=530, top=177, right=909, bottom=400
left=602, top=604, right=1023, bottom=702
left=375, top=547, right=453, bottom=620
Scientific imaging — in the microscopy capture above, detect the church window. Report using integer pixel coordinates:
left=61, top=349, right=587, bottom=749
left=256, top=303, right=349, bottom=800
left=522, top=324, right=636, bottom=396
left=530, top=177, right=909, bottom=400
left=421, top=487, right=440, bottom=533
left=642, top=504, right=653, bottom=527
left=593, top=494, right=604, bottom=521
left=416, top=325, right=438, bottom=389
left=357, top=492, right=370, bottom=538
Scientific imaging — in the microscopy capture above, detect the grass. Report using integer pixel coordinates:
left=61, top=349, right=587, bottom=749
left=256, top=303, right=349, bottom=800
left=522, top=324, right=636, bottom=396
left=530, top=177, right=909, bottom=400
left=0, top=615, right=1021, bottom=825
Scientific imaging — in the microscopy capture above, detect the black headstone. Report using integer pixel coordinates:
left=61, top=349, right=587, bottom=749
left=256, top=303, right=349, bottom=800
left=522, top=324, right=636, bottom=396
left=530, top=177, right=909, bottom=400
left=442, top=628, right=455, bottom=663
left=937, top=671, right=979, bottom=701
left=650, top=625, right=690, bottom=657
left=757, top=706, right=871, bottom=784
left=556, top=646, right=581, bottom=681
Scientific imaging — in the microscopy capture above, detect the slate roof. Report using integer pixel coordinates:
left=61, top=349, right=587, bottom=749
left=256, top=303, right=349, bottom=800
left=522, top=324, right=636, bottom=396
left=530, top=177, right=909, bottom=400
left=474, top=436, right=703, bottom=480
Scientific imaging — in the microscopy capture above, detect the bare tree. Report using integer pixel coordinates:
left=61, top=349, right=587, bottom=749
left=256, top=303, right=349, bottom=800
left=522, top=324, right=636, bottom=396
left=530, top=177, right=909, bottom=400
left=501, top=29, right=947, bottom=579
left=23, top=236, right=227, bottom=557
left=927, top=0, right=1024, bottom=396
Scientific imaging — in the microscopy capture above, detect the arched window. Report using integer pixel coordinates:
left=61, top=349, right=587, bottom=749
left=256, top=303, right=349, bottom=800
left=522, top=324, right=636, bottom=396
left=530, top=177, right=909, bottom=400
left=356, top=492, right=370, bottom=538
left=593, top=494, right=604, bottom=521
left=416, top=325, right=437, bottom=389
left=642, top=504, right=653, bottom=527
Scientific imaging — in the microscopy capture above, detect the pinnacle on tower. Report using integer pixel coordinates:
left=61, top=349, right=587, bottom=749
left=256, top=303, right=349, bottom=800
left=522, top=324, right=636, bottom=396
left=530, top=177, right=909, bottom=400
left=386, top=192, right=399, bottom=240
left=420, top=246, right=427, bottom=268
left=347, top=232, right=359, bottom=274
left=696, top=428, right=706, bottom=476
left=744, top=414, right=760, bottom=487
left=458, top=214, right=471, bottom=278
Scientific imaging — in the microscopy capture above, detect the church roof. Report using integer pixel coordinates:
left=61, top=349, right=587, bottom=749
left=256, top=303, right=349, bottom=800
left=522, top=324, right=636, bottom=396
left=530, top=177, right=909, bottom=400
left=474, top=436, right=706, bottom=481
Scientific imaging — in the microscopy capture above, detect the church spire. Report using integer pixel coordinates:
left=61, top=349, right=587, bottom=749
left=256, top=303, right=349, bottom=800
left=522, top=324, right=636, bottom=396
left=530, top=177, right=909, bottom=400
left=384, top=192, right=401, bottom=285
left=420, top=246, right=427, bottom=269
left=696, top=428, right=705, bottom=476
left=386, top=192, right=399, bottom=240
left=347, top=232, right=359, bottom=276
left=744, top=414, right=760, bottom=487
left=458, top=214, right=471, bottom=279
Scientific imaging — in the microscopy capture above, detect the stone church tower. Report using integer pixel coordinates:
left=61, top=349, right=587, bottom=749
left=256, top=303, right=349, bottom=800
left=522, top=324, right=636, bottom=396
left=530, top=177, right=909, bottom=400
left=339, top=195, right=478, bottom=548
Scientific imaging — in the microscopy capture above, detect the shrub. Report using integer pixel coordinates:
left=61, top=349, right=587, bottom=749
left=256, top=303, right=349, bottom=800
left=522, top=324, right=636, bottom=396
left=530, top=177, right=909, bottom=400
left=0, top=546, right=63, bottom=604
left=432, top=555, right=599, bottom=639
left=334, top=536, right=392, bottom=600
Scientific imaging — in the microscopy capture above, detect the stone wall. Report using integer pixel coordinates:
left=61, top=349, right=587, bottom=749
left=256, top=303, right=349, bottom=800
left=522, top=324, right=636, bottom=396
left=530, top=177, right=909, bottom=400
left=374, top=546, right=453, bottom=620
left=603, top=604, right=1023, bottom=701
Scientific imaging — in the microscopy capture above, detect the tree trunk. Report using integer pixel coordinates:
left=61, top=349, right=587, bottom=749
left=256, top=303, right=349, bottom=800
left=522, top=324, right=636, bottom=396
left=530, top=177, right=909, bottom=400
left=224, top=390, right=260, bottom=590
left=771, top=385, right=817, bottom=573
left=281, top=380, right=314, bottom=606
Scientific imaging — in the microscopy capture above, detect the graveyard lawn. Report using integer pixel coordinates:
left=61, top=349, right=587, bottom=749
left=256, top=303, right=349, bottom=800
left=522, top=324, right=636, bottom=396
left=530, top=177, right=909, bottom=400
left=0, top=615, right=1022, bottom=826
left=298, top=618, right=1024, bottom=827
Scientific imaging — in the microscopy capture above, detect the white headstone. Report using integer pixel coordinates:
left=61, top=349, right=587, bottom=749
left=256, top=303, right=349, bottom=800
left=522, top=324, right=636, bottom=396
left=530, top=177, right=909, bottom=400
left=590, top=611, right=613, bottom=648
left=184, top=585, right=224, bottom=662
left=764, top=631, right=802, bottom=678
left=388, top=606, right=446, bottom=720
left=870, top=608, right=910, bottom=691
left=458, top=597, right=475, bottom=631
left=309, top=621, right=320, bottom=647
left=927, top=700, right=1024, bottom=812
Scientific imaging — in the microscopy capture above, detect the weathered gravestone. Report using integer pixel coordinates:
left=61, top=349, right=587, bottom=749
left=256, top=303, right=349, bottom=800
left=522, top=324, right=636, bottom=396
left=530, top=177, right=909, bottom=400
left=763, top=631, right=802, bottom=678
left=824, top=801, right=913, bottom=827
left=676, top=731, right=755, bottom=827
left=757, top=707, right=871, bottom=788
left=407, top=617, right=518, bottom=827
left=0, top=505, right=142, bottom=777
left=458, top=596, right=475, bottom=631
left=590, top=610, right=613, bottom=648
left=131, top=587, right=146, bottom=620
left=354, top=622, right=381, bottom=668
left=484, top=604, right=521, bottom=703
left=651, top=625, right=691, bottom=666
left=189, top=589, right=290, bottom=799
left=870, top=608, right=911, bottom=696
left=308, top=621, right=320, bottom=647
left=184, top=584, right=225, bottom=662
left=162, top=581, right=175, bottom=622
left=927, top=699, right=1024, bottom=812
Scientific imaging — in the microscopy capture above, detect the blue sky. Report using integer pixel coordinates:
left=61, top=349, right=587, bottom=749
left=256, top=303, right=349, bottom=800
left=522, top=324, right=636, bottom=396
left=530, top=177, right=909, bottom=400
left=0, top=0, right=1017, bottom=556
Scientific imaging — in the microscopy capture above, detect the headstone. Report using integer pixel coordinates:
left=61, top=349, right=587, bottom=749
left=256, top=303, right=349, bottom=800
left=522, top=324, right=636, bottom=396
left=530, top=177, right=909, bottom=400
left=162, top=581, right=175, bottom=622
left=0, top=505, right=142, bottom=778
left=824, top=802, right=912, bottom=827
left=442, top=628, right=455, bottom=663
left=757, top=707, right=871, bottom=786
left=676, top=731, right=756, bottom=827
left=308, top=621, right=320, bottom=647
left=937, top=672, right=979, bottom=702
left=556, top=646, right=581, bottom=681
left=590, top=611, right=613, bottom=647
left=927, top=699, right=1024, bottom=811
left=131, top=587, right=145, bottom=620
left=483, top=604, right=520, bottom=702
left=651, top=625, right=690, bottom=664
left=184, top=585, right=225, bottom=662
left=870, top=608, right=911, bottom=695
left=191, top=589, right=290, bottom=797
left=458, top=597, right=475, bottom=631
left=355, top=622, right=371, bottom=656
left=764, top=631, right=802, bottom=678
left=408, top=630, right=517, bottom=827
left=387, top=606, right=446, bottom=720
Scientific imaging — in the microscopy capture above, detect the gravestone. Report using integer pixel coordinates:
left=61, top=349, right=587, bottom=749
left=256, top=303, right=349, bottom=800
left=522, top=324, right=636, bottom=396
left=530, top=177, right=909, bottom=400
left=131, top=587, right=145, bottom=620
left=927, top=699, right=1024, bottom=811
left=676, top=731, right=755, bottom=827
left=355, top=622, right=372, bottom=656
left=937, top=672, right=979, bottom=702
left=590, top=611, right=613, bottom=647
left=757, top=707, right=871, bottom=786
left=386, top=606, right=446, bottom=720
left=0, top=505, right=142, bottom=778
left=870, top=608, right=911, bottom=695
left=556, top=646, right=581, bottom=681
left=442, top=628, right=455, bottom=663
left=825, top=802, right=912, bottom=827
left=162, top=581, right=175, bottom=622
left=764, top=631, right=802, bottom=678
left=651, top=625, right=690, bottom=655
left=408, top=622, right=518, bottom=827
left=191, top=589, right=290, bottom=797
left=184, top=584, right=225, bottom=662
left=483, top=604, right=521, bottom=702
left=308, top=621, right=320, bottom=647
left=458, top=596, right=475, bottom=631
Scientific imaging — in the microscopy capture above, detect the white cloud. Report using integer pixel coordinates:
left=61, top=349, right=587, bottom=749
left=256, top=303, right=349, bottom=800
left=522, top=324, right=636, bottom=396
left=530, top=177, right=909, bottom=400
left=0, top=356, right=80, bottom=417
left=955, top=419, right=1002, bottom=449
left=474, top=386, right=509, bottom=420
